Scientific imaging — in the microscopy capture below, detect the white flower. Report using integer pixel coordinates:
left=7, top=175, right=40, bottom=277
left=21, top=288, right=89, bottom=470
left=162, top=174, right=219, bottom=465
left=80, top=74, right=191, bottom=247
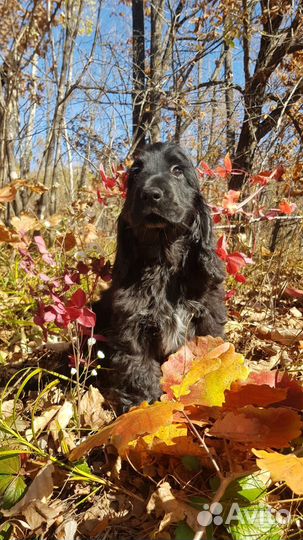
left=87, top=337, right=96, bottom=347
left=70, top=367, right=77, bottom=376
left=97, top=350, right=105, bottom=359
left=91, top=369, right=97, bottom=377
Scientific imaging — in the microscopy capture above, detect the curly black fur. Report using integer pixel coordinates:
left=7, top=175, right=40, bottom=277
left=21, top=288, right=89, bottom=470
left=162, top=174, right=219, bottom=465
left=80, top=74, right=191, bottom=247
left=93, top=142, right=226, bottom=410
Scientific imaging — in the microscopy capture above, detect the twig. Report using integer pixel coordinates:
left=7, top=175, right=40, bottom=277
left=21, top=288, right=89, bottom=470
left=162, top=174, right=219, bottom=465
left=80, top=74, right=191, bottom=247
left=214, top=215, right=303, bottom=229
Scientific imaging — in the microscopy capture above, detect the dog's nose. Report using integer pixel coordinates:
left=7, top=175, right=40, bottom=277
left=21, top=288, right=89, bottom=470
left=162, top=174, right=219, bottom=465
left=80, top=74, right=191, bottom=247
left=142, top=187, right=163, bottom=203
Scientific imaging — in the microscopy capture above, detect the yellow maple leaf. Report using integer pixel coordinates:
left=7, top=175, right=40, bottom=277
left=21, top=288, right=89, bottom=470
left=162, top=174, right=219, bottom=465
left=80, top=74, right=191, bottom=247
left=253, top=449, right=303, bottom=495
left=172, top=342, right=249, bottom=406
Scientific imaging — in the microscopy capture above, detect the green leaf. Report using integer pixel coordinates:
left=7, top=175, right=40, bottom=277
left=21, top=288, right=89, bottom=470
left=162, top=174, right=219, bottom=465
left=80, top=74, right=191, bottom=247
left=227, top=504, right=285, bottom=540
left=0, top=455, right=20, bottom=475
left=175, top=521, right=194, bottom=540
left=0, top=522, right=12, bottom=540
left=223, top=472, right=270, bottom=504
left=72, top=461, right=91, bottom=476
left=182, top=456, right=201, bottom=472
left=2, top=476, right=27, bottom=509
left=0, top=475, right=14, bottom=495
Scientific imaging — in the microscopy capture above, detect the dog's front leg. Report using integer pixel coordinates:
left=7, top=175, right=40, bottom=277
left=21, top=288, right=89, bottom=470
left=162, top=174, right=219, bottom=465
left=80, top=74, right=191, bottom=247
left=110, top=351, right=162, bottom=412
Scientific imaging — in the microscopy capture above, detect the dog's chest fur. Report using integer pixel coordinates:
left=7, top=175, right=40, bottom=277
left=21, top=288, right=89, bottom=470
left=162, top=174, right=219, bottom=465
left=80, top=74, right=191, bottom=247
left=114, top=263, right=201, bottom=358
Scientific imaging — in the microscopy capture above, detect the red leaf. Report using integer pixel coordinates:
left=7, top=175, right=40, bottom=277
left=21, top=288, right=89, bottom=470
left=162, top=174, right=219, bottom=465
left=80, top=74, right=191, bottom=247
left=216, top=235, right=228, bottom=260
left=65, top=306, right=82, bottom=322
left=44, top=310, right=56, bottom=322
left=272, top=164, right=285, bottom=181
left=210, top=406, right=302, bottom=448
left=198, top=161, right=214, bottom=176
left=215, top=165, right=229, bottom=178
left=225, top=289, right=236, bottom=301
left=78, top=307, right=96, bottom=328
left=70, top=288, right=86, bottom=308
left=77, top=261, right=89, bottom=275
left=235, top=273, right=246, bottom=283
left=251, top=165, right=285, bottom=186
left=279, top=200, right=297, bottom=215
left=224, top=154, right=232, bottom=173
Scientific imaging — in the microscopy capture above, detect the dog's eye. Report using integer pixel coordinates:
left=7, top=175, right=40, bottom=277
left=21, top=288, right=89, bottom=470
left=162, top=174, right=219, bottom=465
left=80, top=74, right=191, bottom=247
left=171, top=165, right=183, bottom=176
left=130, top=160, right=143, bottom=175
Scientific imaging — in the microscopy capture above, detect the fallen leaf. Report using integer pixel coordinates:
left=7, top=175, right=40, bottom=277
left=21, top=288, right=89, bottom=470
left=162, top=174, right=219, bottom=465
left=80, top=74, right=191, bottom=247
left=57, top=232, right=77, bottom=251
left=23, top=500, right=62, bottom=531
left=210, top=406, right=302, bottom=448
left=55, top=518, right=78, bottom=540
left=0, top=224, right=20, bottom=243
left=3, top=462, right=54, bottom=516
left=147, top=482, right=199, bottom=532
left=283, top=286, right=303, bottom=300
left=130, top=423, right=206, bottom=457
left=69, top=401, right=184, bottom=460
left=11, top=214, right=37, bottom=233
left=254, top=325, right=303, bottom=345
left=253, top=449, right=303, bottom=495
left=25, top=406, right=60, bottom=441
left=248, top=371, right=303, bottom=410
left=224, top=383, right=287, bottom=409
left=79, top=386, right=112, bottom=429
left=171, top=342, right=249, bottom=406
left=279, top=200, right=297, bottom=215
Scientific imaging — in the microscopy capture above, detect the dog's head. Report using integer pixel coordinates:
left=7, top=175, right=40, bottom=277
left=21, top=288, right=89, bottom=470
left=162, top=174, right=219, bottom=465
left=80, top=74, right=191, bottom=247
left=122, top=142, right=202, bottom=230
left=113, top=142, right=223, bottom=285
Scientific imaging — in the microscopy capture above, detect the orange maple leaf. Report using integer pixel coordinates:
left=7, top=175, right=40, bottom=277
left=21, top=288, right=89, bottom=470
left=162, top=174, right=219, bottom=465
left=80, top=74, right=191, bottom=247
left=69, top=401, right=184, bottom=460
left=210, top=406, right=302, bottom=448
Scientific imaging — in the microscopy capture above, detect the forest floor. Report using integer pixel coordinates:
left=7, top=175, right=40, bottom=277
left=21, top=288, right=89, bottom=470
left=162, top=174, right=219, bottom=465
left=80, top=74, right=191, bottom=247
left=0, top=216, right=303, bottom=540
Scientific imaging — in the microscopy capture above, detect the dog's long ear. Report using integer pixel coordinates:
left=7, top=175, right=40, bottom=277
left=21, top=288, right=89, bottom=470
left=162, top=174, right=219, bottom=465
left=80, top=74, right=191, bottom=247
left=112, top=214, right=137, bottom=286
left=191, top=195, right=225, bottom=284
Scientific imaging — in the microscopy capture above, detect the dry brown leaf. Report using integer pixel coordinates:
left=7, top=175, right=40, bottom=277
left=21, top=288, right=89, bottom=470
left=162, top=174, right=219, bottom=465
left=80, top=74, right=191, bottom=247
left=3, top=462, right=54, bottom=516
left=25, top=406, right=60, bottom=441
left=147, top=482, right=199, bottom=532
left=254, top=325, right=303, bottom=345
left=49, top=401, right=74, bottom=451
left=55, top=518, right=78, bottom=540
left=0, top=224, right=20, bottom=243
left=11, top=213, right=37, bottom=232
left=0, top=183, right=17, bottom=202
left=23, top=500, right=63, bottom=531
left=79, top=386, right=111, bottom=429
left=56, top=232, right=77, bottom=251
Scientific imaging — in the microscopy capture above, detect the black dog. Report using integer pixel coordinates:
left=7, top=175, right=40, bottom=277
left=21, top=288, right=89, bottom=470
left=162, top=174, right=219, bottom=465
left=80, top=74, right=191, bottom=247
left=93, top=142, right=226, bottom=410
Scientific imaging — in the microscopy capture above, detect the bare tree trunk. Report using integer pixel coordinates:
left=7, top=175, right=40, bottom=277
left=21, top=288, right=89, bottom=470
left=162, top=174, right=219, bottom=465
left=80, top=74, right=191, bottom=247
left=229, top=1, right=303, bottom=189
left=38, top=0, right=84, bottom=216
left=224, top=18, right=235, bottom=156
left=132, top=0, right=146, bottom=149
left=149, top=0, right=165, bottom=142
left=20, top=56, right=38, bottom=178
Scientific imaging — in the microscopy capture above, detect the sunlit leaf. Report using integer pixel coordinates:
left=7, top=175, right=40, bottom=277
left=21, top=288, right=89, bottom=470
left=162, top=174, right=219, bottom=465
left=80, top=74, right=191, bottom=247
left=253, top=449, right=303, bottom=495
left=211, top=406, right=302, bottom=448
left=69, top=401, right=184, bottom=460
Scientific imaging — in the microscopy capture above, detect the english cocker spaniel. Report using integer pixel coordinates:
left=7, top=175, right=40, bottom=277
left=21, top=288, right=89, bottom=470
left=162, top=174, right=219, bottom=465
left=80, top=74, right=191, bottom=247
left=93, top=142, right=226, bottom=410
